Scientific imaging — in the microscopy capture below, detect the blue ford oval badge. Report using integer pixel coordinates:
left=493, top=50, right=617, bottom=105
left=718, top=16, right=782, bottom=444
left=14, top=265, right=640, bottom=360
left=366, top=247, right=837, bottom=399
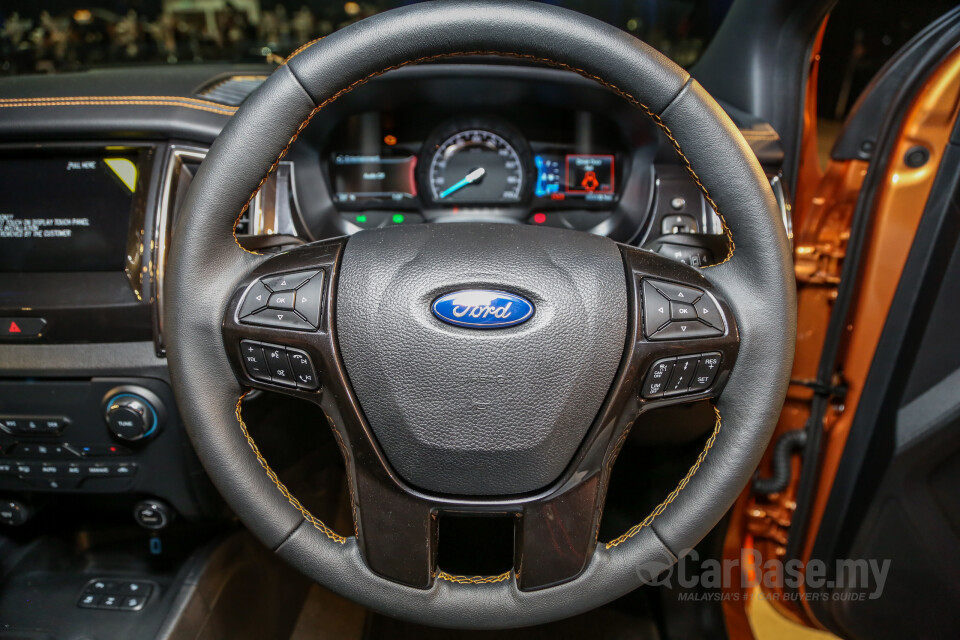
left=432, top=290, right=534, bottom=329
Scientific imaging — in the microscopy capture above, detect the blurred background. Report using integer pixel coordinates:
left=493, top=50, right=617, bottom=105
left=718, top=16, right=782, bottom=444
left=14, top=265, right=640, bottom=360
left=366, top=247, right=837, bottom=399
left=2, top=0, right=957, bottom=161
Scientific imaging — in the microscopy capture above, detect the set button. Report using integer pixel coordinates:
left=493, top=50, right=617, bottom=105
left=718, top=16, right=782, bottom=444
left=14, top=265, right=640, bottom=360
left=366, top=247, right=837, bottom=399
left=641, top=279, right=725, bottom=340
left=642, top=352, right=722, bottom=398
left=239, top=270, right=325, bottom=331
left=240, top=340, right=319, bottom=391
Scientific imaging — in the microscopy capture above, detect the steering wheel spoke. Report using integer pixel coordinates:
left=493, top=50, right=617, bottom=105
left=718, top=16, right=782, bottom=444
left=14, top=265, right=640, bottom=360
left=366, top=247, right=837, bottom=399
left=621, top=246, right=740, bottom=411
left=222, top=240, right=345, bottom=397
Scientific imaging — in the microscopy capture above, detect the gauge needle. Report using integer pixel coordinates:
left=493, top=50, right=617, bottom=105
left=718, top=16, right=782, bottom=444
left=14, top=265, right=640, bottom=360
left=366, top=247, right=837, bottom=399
left=439, top=167, right=486, bottom=199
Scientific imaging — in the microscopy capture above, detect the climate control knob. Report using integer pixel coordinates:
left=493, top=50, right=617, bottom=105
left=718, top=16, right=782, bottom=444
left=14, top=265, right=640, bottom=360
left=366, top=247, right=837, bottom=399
left=104, top=391, right=160, bottom=441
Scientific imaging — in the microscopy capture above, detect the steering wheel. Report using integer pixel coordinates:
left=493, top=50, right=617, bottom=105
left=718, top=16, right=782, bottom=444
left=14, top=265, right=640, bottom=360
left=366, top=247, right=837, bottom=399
left=165, top=0, right=795, bottom=629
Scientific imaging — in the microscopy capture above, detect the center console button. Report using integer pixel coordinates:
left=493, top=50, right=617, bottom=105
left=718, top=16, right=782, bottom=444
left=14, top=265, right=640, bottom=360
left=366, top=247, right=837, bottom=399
left=85, top=462, right=112, bottom=477
left=263, top=346, right=296, bottom=386
left=239, top=281, right=271, bottom=318
left=0, top=317, right=46, bottom=338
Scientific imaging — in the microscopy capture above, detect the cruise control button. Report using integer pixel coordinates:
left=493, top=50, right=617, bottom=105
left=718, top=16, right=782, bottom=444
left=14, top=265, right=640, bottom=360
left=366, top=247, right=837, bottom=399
left=665, top=355, right=700, bottom=396
left=244, top=308, right=315, bottom=331
left=239, top=281, right=271, bottom=318
left=263, top=346, right=297, bottom=387
left=689, top=353, right=722, bottom=392
left=642, top=357, right=676, bottom=398
left=268, top=290, right=296, bottom=310
left=652, top=321, right=720, bottom=340
left=695, top=294, right=724, bottom=331
left=240, top=341, right=271, bottom=382
left=670, top=301, right=696, bottom=321
left=261, top=270, right=318, bottom=292
left=642, top=280, right=671, bottom=337
left=294, top=271, right=325, bottom=328
left=652, top=281, right=703, bottom=303
left=287, top=349, right=319, bottom=390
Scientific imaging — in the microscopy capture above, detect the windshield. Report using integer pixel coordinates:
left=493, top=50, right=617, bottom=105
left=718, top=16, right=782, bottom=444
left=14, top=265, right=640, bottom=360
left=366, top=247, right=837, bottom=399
left=0, top=1, right=731, bottom=76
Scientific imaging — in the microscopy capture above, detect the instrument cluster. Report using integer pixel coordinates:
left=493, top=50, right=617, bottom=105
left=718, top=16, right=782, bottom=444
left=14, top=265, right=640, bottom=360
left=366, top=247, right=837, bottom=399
left=326, top=111, right=628, bottom=231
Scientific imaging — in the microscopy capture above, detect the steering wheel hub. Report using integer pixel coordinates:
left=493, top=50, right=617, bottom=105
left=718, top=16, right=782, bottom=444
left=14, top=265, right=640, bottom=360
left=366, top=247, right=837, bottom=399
left=337, top=223, right=627, bottom=496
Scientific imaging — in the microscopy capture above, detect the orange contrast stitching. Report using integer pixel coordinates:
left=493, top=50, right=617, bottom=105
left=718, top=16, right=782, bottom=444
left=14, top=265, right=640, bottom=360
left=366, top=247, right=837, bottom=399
left=605, top=406, right=722, bottom=549
left=0, top=96, right=237, bottom=115
left=436, top=571, right=512, bottom=585
left=238, top=48, right=734, bottom=264
left=283, top=37, right=325, bottom=64
left=235, top=393, right=346, bottom=544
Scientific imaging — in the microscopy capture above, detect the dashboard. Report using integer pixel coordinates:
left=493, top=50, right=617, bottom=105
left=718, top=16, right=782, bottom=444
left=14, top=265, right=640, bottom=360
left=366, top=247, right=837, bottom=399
left=0, top=60, right=785, bottom=524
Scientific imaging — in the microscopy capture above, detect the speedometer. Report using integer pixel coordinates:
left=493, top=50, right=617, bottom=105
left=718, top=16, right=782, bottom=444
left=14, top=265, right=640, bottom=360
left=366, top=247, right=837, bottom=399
left=425, top=127, right=526, bottom=205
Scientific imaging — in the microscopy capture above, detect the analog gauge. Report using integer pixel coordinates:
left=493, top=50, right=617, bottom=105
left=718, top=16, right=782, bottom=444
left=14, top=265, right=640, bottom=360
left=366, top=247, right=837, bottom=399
left=425, top=128, right=527, bottom=205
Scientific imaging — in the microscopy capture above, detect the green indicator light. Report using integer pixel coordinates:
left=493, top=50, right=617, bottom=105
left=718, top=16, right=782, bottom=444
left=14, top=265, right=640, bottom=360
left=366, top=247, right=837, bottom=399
left=356, top=215, right=367, bottom=223
left=392, top=214, right=405, bottom=224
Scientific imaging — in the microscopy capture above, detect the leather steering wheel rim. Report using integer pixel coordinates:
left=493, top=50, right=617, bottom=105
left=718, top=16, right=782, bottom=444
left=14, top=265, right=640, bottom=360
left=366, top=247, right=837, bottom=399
left=165, top=0, right=796, bottom=629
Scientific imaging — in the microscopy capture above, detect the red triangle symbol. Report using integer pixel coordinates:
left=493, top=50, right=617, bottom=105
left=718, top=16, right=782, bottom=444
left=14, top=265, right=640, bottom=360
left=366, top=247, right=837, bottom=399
left=8, top=321, right=21, bottom=333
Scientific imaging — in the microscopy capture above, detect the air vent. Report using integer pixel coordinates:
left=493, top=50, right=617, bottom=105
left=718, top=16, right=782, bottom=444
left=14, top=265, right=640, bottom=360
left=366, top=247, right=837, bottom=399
left=196, top=75, right=267, bottom=106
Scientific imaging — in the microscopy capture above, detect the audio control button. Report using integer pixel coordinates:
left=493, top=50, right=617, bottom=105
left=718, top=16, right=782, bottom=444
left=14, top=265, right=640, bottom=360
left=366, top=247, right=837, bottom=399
left=263, top=346, right=296, bottom=387
left=240, top=340, right=271, bottom=382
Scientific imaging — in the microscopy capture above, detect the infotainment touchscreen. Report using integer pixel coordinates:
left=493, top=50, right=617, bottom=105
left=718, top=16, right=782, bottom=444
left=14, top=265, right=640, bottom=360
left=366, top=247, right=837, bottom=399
left=0, top=154, right=138, bottom=272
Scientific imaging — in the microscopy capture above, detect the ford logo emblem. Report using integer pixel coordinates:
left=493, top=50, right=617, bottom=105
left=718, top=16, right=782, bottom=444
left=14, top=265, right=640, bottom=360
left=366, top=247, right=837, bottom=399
left=432, top=290, right=534, bottom=329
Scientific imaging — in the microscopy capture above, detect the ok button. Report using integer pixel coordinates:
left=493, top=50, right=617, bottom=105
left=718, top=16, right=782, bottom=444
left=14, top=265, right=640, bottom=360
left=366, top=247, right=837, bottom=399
left=268, top=291, right=296, bottom=310
left=670, top=301, right=696, bottom=321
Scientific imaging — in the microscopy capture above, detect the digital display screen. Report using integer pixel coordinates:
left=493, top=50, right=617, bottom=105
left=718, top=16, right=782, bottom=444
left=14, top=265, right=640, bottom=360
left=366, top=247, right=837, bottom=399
left=332, top=154, right=417, bottom=204
left=0, top=154, right=138, bottom=272
left=534, top=154, right=615, bottom=202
